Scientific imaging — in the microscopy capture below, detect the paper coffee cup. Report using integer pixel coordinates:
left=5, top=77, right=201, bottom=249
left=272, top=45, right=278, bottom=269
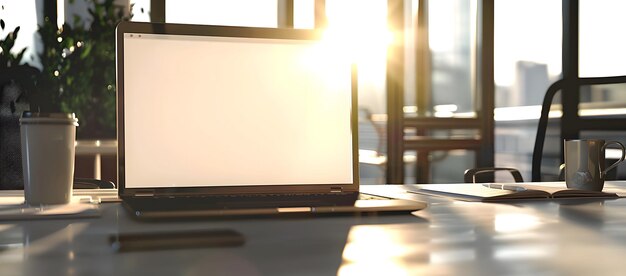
left=20, top=112, right=78, bottom=205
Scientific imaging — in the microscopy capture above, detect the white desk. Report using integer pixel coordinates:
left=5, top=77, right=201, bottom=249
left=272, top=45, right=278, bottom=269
left=2, top=182, right=626, bottom=275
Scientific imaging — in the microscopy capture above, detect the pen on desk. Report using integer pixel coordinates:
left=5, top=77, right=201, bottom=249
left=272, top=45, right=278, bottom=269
left=481, top=183, right=527, bottom=192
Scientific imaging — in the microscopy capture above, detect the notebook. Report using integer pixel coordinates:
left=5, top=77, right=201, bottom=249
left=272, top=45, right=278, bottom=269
left=407, top=183, right=618, bottom=202
left=115, top=22, right=426, bottom=219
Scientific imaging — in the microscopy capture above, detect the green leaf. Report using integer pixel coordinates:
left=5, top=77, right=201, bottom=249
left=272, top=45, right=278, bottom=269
left=12, top=26, right=20, bottom=38
left=15, top=47, right=27, bottom=64
left=80, top=43, right=92, bottom=58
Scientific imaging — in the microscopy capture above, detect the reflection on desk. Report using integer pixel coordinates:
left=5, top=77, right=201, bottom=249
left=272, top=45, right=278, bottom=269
left=1, top=182, right=626, bottom=275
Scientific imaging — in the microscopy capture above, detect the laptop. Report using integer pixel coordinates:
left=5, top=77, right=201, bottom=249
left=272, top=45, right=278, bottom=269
left=115, top=22, right=426, bottom=219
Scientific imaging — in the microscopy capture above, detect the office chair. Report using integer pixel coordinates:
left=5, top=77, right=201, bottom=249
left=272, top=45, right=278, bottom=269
left=466, top=76, right=626, bottom=183
left=532, top=75, right=626, bottom=182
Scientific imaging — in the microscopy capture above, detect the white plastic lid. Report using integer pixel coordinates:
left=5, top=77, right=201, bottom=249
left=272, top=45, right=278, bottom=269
left=19, top=112, right=79, bottom=126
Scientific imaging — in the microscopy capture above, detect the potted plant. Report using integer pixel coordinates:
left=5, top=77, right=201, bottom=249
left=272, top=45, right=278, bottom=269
left=1, top=0, right=136, bottom=188
left=35, top=0, right=131, bottom=139
left=0, top=18, right=39, bottom=189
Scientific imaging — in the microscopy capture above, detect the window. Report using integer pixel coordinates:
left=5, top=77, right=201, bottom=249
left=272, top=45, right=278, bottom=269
left=166, top=0, right=278, bottom=27
left=494, top=0, right=562, bottom=180
left=0, top=0, right=40, bottom=68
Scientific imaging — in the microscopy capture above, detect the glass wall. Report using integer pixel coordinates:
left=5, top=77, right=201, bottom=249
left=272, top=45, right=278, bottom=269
left=130, top=0, right=150, bottom=22
left=428, top=0, right=473, bottom=114
left=398, top=0, right=481, bottom=183
left=0, top=0, right=41, bottom=69
left=494, top=0, right=626, bottom=181
left=325, top=0, right=389, bottom=184
left=493, top=0, right=562, bottom=181
left=5, top=0, right=623, bottom=185
left=166, top=0, right=278, bottom=27
left=579, top=0, right=626, bottom=78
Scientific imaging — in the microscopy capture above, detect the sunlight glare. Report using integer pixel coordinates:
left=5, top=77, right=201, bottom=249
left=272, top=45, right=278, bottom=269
left=300, top=39, right=352, bottom=90
left=339, top=225, right=414, bottom=276
left=342, top=226, right=413, bottom=261
left=494, top=213, right=541, bottom=233
left=324, top=0, right=392, bottom=68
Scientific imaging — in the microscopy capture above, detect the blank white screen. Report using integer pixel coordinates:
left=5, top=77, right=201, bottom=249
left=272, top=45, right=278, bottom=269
left=123, top=33, right=353, bottom=188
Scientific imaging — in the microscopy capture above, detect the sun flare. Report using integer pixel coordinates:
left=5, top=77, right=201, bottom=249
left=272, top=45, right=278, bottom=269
left=323, top=0, right=392, bottom=67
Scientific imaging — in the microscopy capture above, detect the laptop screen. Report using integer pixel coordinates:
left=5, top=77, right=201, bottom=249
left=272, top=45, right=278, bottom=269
left=120, top=27, right=355, bottom=188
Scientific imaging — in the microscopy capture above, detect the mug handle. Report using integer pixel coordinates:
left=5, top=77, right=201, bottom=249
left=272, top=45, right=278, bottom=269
left=601, top=141, right=626, bottom=178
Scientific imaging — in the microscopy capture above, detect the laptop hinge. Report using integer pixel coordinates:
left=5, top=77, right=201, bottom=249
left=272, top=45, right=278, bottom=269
left=330, top=187, right=343, bottom=193
left=134, top=191, right=155, bottom=197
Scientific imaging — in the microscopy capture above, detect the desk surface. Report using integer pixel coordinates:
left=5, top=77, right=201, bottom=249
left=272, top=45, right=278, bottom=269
left=3, top=182, right=626, bottom=275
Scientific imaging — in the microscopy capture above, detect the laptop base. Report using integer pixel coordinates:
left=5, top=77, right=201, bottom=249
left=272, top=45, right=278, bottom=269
left=123, top=193, right=426, bottom=220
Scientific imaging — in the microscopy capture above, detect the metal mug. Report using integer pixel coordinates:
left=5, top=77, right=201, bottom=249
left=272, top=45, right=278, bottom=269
left=564, top=139, right=626, bottom=191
